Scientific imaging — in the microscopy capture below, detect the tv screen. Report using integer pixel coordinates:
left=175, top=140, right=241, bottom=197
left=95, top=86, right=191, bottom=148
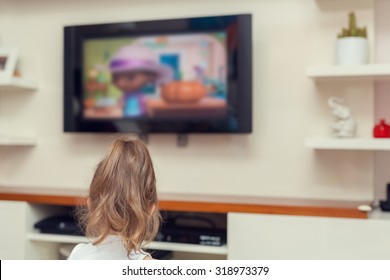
left=64, top=14, right=252, bottom=134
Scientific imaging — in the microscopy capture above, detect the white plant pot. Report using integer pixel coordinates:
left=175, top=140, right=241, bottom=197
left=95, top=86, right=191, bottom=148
left=335, top=37, right=369, bottom=65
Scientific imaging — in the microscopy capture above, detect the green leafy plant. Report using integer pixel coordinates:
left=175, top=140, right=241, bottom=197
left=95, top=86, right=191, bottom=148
left=337, top=12, right=367, bottom=39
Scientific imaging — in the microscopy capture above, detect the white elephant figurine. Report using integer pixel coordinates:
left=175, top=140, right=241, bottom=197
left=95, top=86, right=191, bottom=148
left=328, top=96, right=356, bottom=138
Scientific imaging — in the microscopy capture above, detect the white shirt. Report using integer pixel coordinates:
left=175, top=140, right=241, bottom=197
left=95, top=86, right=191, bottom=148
left=68, top=235, right=150, bottom=260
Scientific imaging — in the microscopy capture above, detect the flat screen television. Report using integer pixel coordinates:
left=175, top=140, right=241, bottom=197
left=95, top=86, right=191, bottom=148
left=64, top=14, right=252, bottom=134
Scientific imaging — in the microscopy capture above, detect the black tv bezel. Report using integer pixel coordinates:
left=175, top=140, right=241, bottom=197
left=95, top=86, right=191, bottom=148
left=64, top=14, right=252, bottom=134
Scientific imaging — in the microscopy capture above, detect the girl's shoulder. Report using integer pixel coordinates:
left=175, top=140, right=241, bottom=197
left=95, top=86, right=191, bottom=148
left=67, top=237, right=151, bottom=260
left=67, top=243, right=87, bottom=260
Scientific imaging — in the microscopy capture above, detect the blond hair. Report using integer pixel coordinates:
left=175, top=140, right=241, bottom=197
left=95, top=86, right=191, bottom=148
left=78, top=136, right=161, bottom=256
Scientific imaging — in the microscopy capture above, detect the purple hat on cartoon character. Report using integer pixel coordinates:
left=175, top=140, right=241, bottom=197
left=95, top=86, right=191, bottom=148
left=109, top=45, right=173, bottom=85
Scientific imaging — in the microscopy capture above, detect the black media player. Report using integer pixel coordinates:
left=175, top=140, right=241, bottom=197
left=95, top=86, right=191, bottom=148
left=155, top=224, right=226, bottom=246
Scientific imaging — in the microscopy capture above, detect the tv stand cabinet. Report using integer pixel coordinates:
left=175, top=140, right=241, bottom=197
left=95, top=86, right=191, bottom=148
left=1, top=186, right=381, bottom=260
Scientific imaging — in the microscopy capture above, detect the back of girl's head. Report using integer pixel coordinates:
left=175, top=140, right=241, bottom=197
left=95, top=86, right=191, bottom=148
left=80, top=136, right=160, bottom=255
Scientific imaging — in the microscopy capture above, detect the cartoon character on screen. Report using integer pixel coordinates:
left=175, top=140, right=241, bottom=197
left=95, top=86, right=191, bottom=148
left=109, top=46, right=173, bottom=117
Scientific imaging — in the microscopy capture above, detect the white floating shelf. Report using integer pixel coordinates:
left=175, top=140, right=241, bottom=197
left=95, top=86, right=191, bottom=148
left=27, top=232, right=88, bottom=244
left=27, top=232, right=228, bottom=255
left=305, top=138, right=390, bottom=150
left=306, top=64, right=390, bottom=81
left=0, top=135, right=37, bottom=146
left=0, top=77, right=38, bottom=91
left=145, top=241, right=228, bottom=255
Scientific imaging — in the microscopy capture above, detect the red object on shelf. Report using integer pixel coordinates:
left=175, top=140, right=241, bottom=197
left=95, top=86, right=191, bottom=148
left=373, top=119, right=390, bottom=138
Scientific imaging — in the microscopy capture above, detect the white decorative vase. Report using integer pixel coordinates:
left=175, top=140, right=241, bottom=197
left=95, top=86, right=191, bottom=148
left=335, top=37, right=369, bottom=65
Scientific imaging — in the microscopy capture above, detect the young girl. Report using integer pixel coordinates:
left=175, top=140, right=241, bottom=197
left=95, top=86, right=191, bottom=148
left=68, top=136, right=161, bottom=260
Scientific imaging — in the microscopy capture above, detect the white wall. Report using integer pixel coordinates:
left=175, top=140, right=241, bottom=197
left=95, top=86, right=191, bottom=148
left=0, top=0, right=376, bottom=200
left=374, top=0, right=390, bottom=201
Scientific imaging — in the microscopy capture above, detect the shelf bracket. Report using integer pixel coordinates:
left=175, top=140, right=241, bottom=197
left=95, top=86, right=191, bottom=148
left=177, top=133, right=188, bottom=147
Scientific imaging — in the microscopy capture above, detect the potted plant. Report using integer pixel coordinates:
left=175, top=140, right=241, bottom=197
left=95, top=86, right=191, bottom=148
left=336, top=12, right=368, bottom=65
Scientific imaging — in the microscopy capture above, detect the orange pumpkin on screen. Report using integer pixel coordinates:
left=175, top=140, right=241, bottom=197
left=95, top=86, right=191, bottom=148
left=84, top=98, right=95, bottom=108
left=161, top=81, right=207, bottom=103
